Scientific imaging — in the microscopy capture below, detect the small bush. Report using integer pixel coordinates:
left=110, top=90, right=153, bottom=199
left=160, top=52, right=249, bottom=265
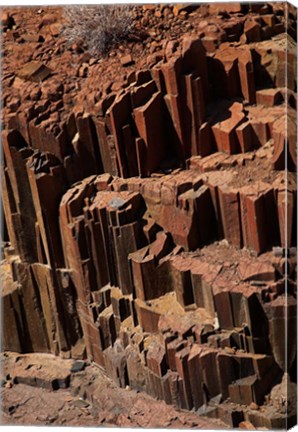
left=63, top=5, right=134, bottom=55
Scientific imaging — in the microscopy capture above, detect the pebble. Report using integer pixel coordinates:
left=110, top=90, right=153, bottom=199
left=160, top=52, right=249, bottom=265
left=71, top=399, right=90, bottom=409
left=120, top=54, right=134, bottom=67
left=47, top=414, right=59, bottom=423
left=71, top=360, right=86, bottom=373
left=249, top=402, right=259, bottom=411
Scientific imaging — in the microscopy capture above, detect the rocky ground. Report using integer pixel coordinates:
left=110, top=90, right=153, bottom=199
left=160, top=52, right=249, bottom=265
left=0, top=352, right=227, bottom=428
left=2, top=3, right=296, bottom=130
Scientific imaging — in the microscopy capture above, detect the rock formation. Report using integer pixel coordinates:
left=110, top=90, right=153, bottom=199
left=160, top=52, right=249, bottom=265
left=1, top=3, right=297, bottom=429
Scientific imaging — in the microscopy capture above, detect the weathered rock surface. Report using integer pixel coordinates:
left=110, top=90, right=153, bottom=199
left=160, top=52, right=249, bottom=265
left=0, top=351, right=227, bottom=428
left=1, top=3, right=297, bottom=429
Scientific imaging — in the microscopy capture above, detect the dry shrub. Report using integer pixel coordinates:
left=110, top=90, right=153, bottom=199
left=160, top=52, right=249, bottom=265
left=62, top=5, right=134, bottom=55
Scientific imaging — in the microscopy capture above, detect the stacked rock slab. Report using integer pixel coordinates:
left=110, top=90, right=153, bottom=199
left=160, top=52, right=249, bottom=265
left=1, top=3, right=297, bottom=429
left=2, top=167, right=296, bottom=426
left=2, top=30, right=297, bottom=180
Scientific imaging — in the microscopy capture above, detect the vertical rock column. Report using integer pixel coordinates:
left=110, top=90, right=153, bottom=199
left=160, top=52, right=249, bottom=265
left=59, top=175, right=148, bottom=364
left=2, top=130, right=37, bottom=262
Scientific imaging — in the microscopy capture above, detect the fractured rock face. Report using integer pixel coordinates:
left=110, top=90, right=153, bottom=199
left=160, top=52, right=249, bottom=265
left=1, top=3, right=297, bottom=429
left=1, top=165, right=297, bottom=423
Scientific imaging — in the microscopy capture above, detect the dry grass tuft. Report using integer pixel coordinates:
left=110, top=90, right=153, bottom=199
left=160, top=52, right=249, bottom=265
left=62, top=5, right=134, bottom=55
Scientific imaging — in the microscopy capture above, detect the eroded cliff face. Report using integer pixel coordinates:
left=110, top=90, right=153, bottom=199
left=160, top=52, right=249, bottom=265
left=1, top=3, right=297, bottom=429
